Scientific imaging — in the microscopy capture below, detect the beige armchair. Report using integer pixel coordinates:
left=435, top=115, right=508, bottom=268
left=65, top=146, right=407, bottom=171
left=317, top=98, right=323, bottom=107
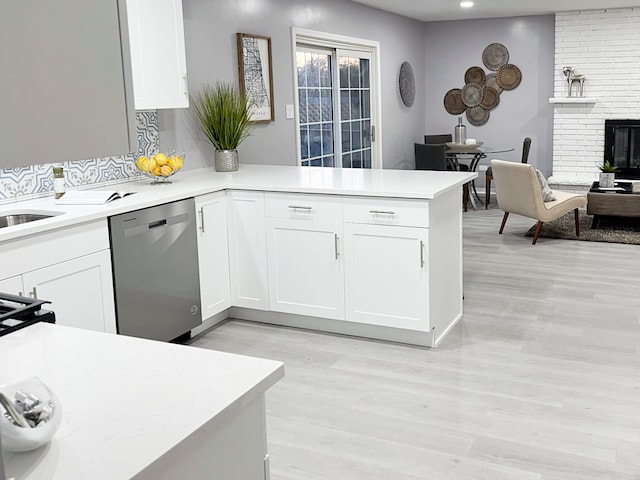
left=490, top=159, right=587, bottom=245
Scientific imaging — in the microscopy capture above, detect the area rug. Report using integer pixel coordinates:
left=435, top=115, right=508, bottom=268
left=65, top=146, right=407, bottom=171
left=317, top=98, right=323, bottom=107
left=525, top=211, right=640, bottom=245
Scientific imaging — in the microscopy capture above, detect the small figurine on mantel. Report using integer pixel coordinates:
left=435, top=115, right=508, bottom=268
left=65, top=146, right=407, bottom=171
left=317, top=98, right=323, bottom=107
left=563, top=66, right=586, bottom=97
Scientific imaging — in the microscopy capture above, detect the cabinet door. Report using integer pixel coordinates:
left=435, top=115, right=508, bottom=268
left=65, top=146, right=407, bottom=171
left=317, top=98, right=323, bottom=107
left=0, top=276, right=24, bottom=297
left=196, top=192, right=231, bottom=320
left=343, top=224, right=429, bottom=331
left=126, top=0, right=188, bottom=110
left=22, top=250, right=117, bottom=333
left=227, top=191, right=269, bottom=310
left=1, top=0, right=135, bottom=168
left=266, top=218, right=344, bottom=320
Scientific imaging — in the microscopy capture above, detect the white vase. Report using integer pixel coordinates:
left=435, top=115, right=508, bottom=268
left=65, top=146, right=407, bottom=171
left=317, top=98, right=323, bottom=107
left=214, top=150, right=239, bottom=172
left=599, top=172, right=615, bottom=188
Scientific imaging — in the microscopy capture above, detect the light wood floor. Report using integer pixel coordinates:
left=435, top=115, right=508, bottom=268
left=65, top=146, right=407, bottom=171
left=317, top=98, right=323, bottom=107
left=192, top=205, right=640, bottom=480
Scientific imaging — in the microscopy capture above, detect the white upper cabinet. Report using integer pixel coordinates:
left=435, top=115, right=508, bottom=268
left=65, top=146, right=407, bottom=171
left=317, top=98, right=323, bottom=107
left=126, top=0, right=188, bottom=110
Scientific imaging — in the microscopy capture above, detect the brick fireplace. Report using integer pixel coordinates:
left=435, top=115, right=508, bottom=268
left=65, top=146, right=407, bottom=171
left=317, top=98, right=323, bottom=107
left=549, top=8, right=640, bottom=192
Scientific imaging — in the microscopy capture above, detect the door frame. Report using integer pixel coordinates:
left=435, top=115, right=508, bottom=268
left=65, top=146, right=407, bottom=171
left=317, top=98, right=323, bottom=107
left=291, top=27, right=383, bottom=169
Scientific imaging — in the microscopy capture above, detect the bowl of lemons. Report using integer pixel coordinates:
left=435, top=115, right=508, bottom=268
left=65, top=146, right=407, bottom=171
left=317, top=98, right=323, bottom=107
left=135, top=151, right=184, bottom=183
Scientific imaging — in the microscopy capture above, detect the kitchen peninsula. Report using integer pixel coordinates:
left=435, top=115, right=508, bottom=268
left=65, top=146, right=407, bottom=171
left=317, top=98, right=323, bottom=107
left=1, top=323, right=284, bottom=479
left=0, top=165, right=475, bottom=347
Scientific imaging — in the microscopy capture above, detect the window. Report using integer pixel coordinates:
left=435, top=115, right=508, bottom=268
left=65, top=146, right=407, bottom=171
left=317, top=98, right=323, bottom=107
left=293, top=29, right=380, bottom=168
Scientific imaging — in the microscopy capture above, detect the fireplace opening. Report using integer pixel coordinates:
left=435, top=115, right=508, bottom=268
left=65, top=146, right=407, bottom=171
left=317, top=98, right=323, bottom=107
left=604, top=119, right=640, bottom=179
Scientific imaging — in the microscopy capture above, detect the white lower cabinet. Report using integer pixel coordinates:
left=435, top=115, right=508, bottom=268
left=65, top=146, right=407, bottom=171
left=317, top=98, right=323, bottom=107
left=0, top=220, right=116, bottom=333
left=226, top=190, right=269, bottom=310
left=196, top=192, right=231, bottom=320
left=266, top=217, right=344, bottom=319
left=16, top=250, right=116, bottom=333
left=343, top=223, right=429, bottom=331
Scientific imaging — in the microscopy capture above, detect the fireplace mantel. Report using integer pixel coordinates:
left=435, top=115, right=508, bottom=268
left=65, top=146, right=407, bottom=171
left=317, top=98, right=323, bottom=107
left=549, top=97, right=598, bottom=104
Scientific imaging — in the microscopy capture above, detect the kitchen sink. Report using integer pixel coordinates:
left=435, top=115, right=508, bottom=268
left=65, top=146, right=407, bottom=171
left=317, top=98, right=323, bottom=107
left=0, top=210, right=64, bottom=228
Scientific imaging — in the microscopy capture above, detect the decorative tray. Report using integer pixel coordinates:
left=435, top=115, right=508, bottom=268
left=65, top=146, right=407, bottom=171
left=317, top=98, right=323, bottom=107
left=445, top=141, right=484, bottom=151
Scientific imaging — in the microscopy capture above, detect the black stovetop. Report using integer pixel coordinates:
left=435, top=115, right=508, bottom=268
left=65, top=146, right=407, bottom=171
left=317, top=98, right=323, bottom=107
left=0, top=292, right=56, bottom=337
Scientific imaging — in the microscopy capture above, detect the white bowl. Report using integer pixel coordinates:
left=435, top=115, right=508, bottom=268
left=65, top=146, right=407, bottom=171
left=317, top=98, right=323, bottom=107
left=0, top=377, right=62, bottom=452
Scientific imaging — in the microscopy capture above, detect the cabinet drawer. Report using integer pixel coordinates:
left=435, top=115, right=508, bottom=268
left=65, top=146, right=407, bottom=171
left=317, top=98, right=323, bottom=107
left=343, top=197, right=429, bottom=227
left=265, top=193, right=342, bottom=222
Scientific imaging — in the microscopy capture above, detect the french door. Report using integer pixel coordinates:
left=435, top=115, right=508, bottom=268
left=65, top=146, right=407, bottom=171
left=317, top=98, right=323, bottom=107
left=296, top=46, right=377, bottom=168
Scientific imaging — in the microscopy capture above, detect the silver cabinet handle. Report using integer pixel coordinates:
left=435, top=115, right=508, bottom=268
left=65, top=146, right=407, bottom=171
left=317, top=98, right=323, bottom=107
left=288, top=205, right=312, bottom=210
left=420, top=240, right=425, bottom=268
left=183, top=73, right=188, bottom=96
left=29, top=287, right=38, bottom=299
left=369, top=210, right=395, bottom=215
left=199, top=207, right=205, bottom=232
left=335, top=234, right=340, bottom=260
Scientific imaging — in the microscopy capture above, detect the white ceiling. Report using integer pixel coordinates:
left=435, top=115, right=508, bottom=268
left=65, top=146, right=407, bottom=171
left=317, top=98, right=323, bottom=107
left=349, top=0, right=640, bottom=22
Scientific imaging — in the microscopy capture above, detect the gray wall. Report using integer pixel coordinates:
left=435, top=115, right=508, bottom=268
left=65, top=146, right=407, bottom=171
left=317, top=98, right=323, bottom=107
left=423, top=15, right=555, bottom=176
left=161, top=0, right=427, bottom=171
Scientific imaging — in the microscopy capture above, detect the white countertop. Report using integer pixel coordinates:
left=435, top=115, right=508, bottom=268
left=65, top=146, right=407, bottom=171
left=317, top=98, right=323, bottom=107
left=1, top=323, right=284, bottom=479
left=0, top=165, right=476, bottom=242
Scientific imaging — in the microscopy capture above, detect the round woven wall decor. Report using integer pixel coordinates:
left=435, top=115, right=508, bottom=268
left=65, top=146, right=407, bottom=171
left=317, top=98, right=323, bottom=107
left=485, top=73, right=503, bottom=94
left=482, top=43, right=509, bottom=71
left=496, top=64, right=522, bottom=90
left=466, top=106, right=490, bottom=126
left=398, top=61, right=416, bottom=107
left=464, top=66, right=486, bottom=86
left=480, top=86, right=500, bottom=110
left=444, top=88, right=466, bottom=115
left=461, top=83, right=484, bottom=108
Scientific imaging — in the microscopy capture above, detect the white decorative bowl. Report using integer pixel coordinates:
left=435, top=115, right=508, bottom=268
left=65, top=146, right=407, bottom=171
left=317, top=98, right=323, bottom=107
left=0, top=377, right=62, bottom=452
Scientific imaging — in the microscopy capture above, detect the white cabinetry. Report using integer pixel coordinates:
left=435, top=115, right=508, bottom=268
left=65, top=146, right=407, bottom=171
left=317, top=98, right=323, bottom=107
left=227, top=190, right=269, bottom=310
left=126, top=0, right=188, bottom=110
left=343, top=224, right=428, bottom=331
left=22, top=251, right=116, bottom=333
left=196, top=192, right=231, bottom=320
left=0, top=221, right=116, bottom=333
left=343, top=197, right=430, bottom=331
left=265, top=193, right=344, bottom=320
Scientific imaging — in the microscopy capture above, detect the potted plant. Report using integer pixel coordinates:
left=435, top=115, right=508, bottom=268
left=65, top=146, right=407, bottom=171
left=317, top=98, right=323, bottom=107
left=598, top=160, right=618, bottom=188
left=190, top=82, right=253, bottom=172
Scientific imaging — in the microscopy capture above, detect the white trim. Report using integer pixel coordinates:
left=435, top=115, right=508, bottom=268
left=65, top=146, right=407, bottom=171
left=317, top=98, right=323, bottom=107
left=291, top=27, right=383, bottom=169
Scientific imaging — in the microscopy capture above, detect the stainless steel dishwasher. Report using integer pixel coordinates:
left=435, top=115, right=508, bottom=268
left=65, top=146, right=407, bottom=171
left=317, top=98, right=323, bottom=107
left=109, top=198, right=201, bottom=342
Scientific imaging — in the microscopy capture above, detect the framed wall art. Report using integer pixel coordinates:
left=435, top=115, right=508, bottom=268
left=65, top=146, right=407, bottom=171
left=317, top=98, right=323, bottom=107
left=237, top=33, right=275, bottom=122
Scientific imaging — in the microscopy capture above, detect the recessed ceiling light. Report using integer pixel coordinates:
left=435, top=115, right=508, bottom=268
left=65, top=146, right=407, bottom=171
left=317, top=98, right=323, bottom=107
left=460, top=1, right=474, bottom=8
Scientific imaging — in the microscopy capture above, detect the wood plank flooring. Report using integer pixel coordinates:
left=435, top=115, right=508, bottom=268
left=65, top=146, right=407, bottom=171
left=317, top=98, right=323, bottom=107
left=191, top=206, right=640, bottom=479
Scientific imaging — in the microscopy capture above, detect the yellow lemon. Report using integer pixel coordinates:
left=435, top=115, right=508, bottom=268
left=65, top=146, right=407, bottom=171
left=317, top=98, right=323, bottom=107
left=135, top=156, right=150, bottom=172
left=167, top=156, right=177, bottom=169
left=154, top=153, right=169, bottom=166
left=152, top=166, right=162, bottom=176
left=174, top=155, right=184, bottom=170
left=160, top=165, right=173, bottom=177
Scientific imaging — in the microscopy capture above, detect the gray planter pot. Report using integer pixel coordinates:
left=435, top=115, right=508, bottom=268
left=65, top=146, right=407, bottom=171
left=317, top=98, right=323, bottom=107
left=599, top=172, right=615, bottom=188
left=214, top=149, right=239, bottom=172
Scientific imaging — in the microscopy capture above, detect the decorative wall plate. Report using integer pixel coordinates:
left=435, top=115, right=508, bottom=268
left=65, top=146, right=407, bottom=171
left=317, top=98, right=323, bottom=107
left=466, top=106, right=490, bottom=126
left=482, top=43, right=509, bottom=71
left=480, top=86, right=500, bottom=110
left=464, top=66, right=486, bottom=85
left=485, top=73, right=503, bottom=94
left=398, top=61, right=415, bottom=107
left=461, top=82, right=484, bottom=108
left=444, top=88, right=466, bottom=115
left=496, top=64, right=522, bottom=90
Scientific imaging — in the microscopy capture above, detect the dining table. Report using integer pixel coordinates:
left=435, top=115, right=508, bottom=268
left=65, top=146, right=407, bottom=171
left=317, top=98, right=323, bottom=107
left=445, top=144, right=515, bottom=209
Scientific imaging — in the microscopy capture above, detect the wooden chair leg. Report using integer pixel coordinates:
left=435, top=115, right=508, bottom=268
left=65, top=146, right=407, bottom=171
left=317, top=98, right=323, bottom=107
left=499, top=212, right=509, bottom=234
left=532, top=221, right=543, bottom=245
left=485, top=174, right=492, bottom=209
left=574, top=208, right=580, bottom=236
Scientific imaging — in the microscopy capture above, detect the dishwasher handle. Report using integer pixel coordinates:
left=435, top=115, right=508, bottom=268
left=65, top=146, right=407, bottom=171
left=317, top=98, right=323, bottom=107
left=123, top=212, right=190, bottom=237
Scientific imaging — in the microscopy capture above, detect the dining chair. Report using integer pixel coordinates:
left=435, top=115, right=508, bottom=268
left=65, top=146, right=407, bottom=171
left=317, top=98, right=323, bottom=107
left=424, top=134, right=452, bottom=144
left=414, top=143, right=469, bottom=211
left=485, top=137, right=531, bottom=208
left=491, top=159, right=586, bottom=245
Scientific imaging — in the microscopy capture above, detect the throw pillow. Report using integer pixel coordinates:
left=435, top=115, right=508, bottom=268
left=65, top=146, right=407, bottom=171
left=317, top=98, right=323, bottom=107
left=536, top=169, right=557, bottom=202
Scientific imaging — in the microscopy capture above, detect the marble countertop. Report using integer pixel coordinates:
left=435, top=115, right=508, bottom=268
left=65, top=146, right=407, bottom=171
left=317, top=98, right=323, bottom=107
left=0, top=164, right=476, bottom=242
left=1, top=323, right=284, bottom=479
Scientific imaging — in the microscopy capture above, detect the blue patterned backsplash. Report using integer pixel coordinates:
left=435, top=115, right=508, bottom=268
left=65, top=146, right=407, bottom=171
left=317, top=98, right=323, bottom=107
left=0, top=111, right=159, bottom=203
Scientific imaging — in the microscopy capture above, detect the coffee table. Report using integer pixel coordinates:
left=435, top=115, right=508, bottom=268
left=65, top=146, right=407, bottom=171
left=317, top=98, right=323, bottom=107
left=587, top=181, right=640, bottom=228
